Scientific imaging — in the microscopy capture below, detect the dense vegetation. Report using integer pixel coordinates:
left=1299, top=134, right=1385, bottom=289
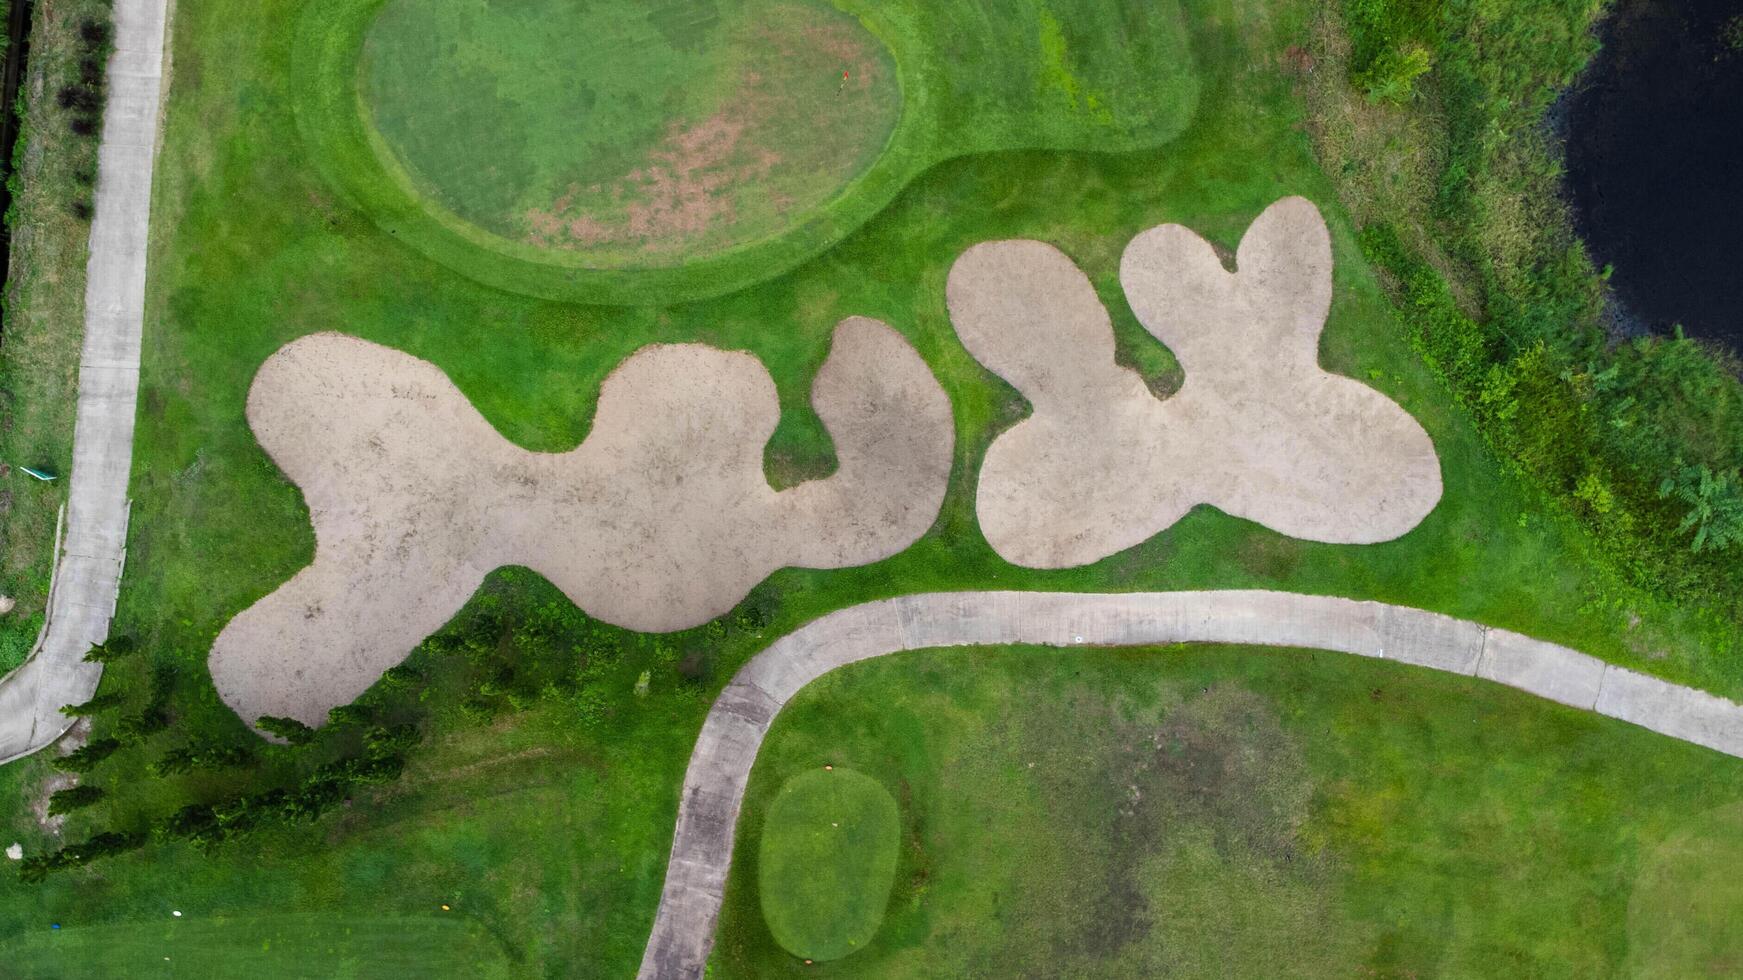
left=1311, top=0, right=1743, bottom=630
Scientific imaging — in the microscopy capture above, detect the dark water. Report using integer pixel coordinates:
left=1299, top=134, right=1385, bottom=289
left=1564, top=0, right=1743, bottom=351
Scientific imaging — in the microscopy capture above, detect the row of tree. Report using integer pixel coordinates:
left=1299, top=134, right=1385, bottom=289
left=54, top=16, right=112, bottom=219
left=19, top=635, right=429, bottom=883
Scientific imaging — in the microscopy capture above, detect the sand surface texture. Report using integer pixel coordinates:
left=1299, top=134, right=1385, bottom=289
left=209, top=320, right=952, bottom=728
left=948, top=196, right=1442, bottom=568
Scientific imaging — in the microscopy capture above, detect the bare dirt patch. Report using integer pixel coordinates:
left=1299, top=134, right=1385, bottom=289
left=948, top=196, right=1442, bottom=568
left=27, top=718, right=90, bottom=837
left=522, top=5, right=895, bottom=257
left=209, top=318, right=952, bottom=729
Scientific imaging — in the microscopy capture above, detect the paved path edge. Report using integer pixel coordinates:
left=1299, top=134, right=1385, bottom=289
left=0, top=0, right=167, bottom=765
left=637, top=589, right=1743, bottom=978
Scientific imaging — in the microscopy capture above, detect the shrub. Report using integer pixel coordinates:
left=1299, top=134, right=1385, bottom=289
left=1357, top=42, right=1433, bottom=102
left=256, top=714, right=316, bottom=745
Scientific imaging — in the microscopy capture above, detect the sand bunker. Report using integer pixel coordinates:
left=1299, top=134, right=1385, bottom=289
left=948, top=196, right=1441, bottom=568
left=210, top=320, right=952, bottom=728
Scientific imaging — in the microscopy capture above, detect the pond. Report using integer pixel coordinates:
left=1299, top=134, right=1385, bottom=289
left=1564, top=0, right=1743, bottom=351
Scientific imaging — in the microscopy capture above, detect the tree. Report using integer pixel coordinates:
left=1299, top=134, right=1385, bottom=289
left=46, top=784, right=106, bottom=817
left=151, top=742, right=254, bottom=777
left=158, top=804, right=224, bottom=848
left=61, top=829, right=147, bottom=866
left=56, top=737, right=121, bottom=773
left=17, top=852, right=70, bottom=884
left=82, top=636, right=137, bottom=664
left=256, top=715, right=316, bottom=745
left=151, top=746, right=196, bottom=777
left=60, top=691, right=124, bottom=717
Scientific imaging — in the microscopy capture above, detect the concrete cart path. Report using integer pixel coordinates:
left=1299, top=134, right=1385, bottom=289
left=638, top=589, right=1743, bottom=978
left=0, top=0, right=168, bottom=764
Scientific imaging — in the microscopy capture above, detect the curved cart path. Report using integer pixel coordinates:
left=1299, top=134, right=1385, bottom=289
left=638, top=589, right=1743, bottom=978
left=0, top=0, right=168, bottom=764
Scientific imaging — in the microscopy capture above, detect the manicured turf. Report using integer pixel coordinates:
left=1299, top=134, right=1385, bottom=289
left=1625, top=799, right=1743, bottom=977
left=298, top=0, right=1201, bottom=299
left=6, top=0, right=1742, bottom=972
left=712, top=644, right=1743, bottom=976
left=0, top=913, right=513, bottom=979
left=360, top=0, right=901, bottom=262
left=757, top=767, right=899, bottom=961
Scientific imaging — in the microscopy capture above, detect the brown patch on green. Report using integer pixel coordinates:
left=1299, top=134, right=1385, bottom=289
left=1234, top=532, right=1305, bottom=580
left=522, top=5, right=895, bottom=257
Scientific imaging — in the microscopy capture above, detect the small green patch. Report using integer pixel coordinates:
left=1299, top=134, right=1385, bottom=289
left=758, top=767, right=899, bottom=961
left=1627, top=801, right=1743, bottom=977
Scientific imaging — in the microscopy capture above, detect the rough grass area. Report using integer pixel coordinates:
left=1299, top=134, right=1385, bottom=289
left=0, top=0, right=110, bottom=673
left=712, top=644, right=1743, bottom=976
left=0, top=676, right=701, bottom=977
left=0, top=913, right=514, bottom=978
left=299, top=0, right=1201, bottom=299
left=361, top=0, right=900, bottom=262
left=757, top=767, right=899, bottom=961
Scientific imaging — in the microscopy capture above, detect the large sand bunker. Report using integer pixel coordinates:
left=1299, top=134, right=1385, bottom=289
left=948, top=196, right=1442, bottom=568
left=210, top=320, right=952, bottom=728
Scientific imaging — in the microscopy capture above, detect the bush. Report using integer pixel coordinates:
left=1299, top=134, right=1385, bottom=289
left=1356, top=42, right=1432, bottom=102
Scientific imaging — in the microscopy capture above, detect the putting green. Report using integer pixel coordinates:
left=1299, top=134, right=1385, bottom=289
left=359, top=0, right=901, bottom=264
left=758, top=767, right=900, bottom=961
left=295, top=0, right=1201, bottom=303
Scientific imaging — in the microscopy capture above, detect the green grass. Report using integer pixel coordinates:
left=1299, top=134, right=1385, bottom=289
left=297, top=0, right=1201, bottom=300
left=360, top=0, right=901, bottom=264
left=712, top=644, right=1743, bottom=976
left=0, top=0, right=109, bottom=673
left=5, top=0, right=1743, bottom=970
left=0, top=913, right=514, bottom=978
left=0, top=679, right=703, bottom=977
left=1626, top=799, right=1743, bottom=977
left=757, top=767, right=899, bottom=961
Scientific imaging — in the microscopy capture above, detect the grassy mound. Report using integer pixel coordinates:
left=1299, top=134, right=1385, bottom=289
left=0, top=913, right=512, bottom=978
left=757, top=767, right=900, bottom=961
left=295, top=0, right=1201, bottom=302
left=360, top=0, right=901, bottom=263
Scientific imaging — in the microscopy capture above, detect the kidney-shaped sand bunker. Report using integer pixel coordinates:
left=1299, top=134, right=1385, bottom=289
left=210, top=320, right=952, bottom=730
